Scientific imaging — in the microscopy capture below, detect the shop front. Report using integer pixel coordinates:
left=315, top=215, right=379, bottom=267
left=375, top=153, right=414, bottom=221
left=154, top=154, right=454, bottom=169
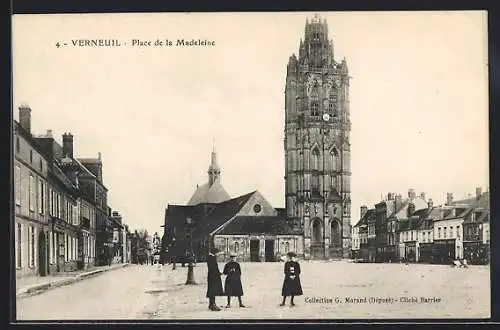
left=418, top=243, right=433, bottom=263
left=405, top=242, right=417, bottom=262
left=432, top=239, right=455, bottom=264
left=463, top=241, right=489, bottom=265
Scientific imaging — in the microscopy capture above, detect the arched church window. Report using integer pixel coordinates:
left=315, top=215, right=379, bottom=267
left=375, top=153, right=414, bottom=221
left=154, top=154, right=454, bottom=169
left=311, top=102, right=319, bottom=116
left=330, top=147, right=338, bottom=171
left=311, top=174, right=320, bottom=196
left=312, top=220, right=322, bottom=243
left=329, top=90, right=338, bottom=117
left=311, top=148, right=320, bottom=170
left=330, top=175, right=337, bottom=190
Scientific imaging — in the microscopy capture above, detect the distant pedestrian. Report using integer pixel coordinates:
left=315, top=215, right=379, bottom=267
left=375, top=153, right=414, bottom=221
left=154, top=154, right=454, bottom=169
left=223, top=253, right=246, bottom=308
left=206, top=247, right=224, bottom=311
left=280, top=252, right=303, bottom=307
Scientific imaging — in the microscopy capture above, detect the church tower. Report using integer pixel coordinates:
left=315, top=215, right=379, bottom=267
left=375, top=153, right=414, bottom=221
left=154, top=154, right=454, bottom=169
left=284, top=14, right=351, bottom=259
left=187, top=145, right=231, bottom=206
left=208, top=145, right=221, bottom=186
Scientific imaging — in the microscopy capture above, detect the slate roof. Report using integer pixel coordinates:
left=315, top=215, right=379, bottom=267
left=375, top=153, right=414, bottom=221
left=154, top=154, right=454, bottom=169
left=78, top=158, right=102, bottom=182
left=14, top=122, right=48, bottom=158
left=50, top=160, right=78, bottom=195
left=451, top=192, right=490, bottom=210
left=217, top=216, right=295, bottom=235
left=165, top=191, right=256, bottom=238
left=74, top=158, right=97, bottom=178
left=353, top=209, right=375, bottom=227
left=187, top=178, right=231, bottom=205
left=392, top=197, right=429, bottom=220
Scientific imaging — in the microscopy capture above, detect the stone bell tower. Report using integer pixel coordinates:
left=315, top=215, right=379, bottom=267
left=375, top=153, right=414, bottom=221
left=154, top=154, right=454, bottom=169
left=284, top=14, right=352, bottom=260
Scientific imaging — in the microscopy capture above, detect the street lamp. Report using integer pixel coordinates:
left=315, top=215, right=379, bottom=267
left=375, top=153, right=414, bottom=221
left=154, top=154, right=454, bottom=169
left=185, top=217, right=197, bottom=285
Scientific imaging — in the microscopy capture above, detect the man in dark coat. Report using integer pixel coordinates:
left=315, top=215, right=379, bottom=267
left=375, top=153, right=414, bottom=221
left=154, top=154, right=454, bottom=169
left=223, top=253, right=246, bottom=308
left=206, top=247, right=224, bottom=311
left=280, top=252, right=303, bottom=306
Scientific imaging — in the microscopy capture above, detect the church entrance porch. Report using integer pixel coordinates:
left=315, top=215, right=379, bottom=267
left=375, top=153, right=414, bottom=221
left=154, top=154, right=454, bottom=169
left=310, top=243, right=325, bottom=259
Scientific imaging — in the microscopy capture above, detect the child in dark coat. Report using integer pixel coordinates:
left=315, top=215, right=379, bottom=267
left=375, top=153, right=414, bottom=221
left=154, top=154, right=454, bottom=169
left=223, top=253, right=246, bottom=308
left=280, top=252, right=303, bottom=306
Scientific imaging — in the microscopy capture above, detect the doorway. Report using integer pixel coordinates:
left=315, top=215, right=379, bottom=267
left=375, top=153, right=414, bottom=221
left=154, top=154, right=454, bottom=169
left=38, top=230, right=47, bottom=277
left=265, top=240, right=275, bottom=262
left=250, top=239, right=260, bottom=262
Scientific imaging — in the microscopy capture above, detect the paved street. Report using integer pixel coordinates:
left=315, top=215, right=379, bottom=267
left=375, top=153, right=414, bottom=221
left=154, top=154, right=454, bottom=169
left=16, top=261, right=490, bottom=320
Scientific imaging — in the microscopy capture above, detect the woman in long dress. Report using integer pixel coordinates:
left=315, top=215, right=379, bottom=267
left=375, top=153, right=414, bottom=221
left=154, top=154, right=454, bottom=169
left=280, top=252, right=303, bottom=306
left=223, top=253, right=246, bottom=308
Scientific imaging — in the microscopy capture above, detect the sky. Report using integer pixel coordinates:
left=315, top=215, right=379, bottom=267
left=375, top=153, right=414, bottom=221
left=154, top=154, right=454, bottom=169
left=12, top=11, right=489, bottom=235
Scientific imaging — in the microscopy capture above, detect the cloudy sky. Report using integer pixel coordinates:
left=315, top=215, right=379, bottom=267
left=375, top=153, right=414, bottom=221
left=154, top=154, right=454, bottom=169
left=12, top=11, right=489, bottom=235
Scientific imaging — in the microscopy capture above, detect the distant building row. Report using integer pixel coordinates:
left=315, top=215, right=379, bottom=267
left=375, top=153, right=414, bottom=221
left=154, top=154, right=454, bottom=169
left=14, top=105, right=131, bottom=278
left=351, top=188, right=490, bottom=264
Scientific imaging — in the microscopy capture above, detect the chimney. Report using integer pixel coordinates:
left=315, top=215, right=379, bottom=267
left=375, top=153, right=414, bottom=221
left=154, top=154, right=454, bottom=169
left=62, top=132, right=74, bottom=158
left=428, top=198, right=433, bottom=209
left=360, top=205, right=368, bottom=219
left=420, top=192, right=426, bottom=200
left=408, top=188, right=416, bottom=200
left=45, top=129, right=53, bottom=138
left=446, top=192, right=453, bottom=206
left=387, top=192, right=394, bottom=200
left=407, top=203, right=416, bottom=218
left=98, top=152, right=102, bottom=160
left=19, top=105, right=32, bottom=134
left=395, top=194, right=403, bottom=210
left=476, top=187, right=482, bottom=199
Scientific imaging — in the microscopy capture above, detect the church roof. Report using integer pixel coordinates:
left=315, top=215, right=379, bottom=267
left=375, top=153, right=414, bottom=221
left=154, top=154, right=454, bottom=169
left=187, top=178, right=231, bottom=205
left=165, top=191, right=256, bottom=238
left=217, top=216, right=295, bottom=235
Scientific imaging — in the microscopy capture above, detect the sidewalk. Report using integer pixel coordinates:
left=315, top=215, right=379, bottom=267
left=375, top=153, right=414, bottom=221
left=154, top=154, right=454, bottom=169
left=16, top=263, right=130, bottom=299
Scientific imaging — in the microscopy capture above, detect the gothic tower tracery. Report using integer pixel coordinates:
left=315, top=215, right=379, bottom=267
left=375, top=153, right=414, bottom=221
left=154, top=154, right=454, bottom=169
left=284, top=14, right=351, bottom=259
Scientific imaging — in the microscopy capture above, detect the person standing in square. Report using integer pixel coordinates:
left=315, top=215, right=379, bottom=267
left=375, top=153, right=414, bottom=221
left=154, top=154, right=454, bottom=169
left=223, top=253, right=246, bottom=308
left=206, top=247, right=224, bottom=311
left=280, top=251, right=303, bottom=306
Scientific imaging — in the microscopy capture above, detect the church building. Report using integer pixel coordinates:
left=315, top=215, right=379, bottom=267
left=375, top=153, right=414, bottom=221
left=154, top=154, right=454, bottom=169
left=163, top=149, right=301, bottom=262
left=284, top=14, right=352, bottom=259
left=163, top=15, right=352, bottom=262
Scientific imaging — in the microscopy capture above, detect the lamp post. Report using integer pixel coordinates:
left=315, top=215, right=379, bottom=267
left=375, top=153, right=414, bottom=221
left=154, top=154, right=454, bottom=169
left=171, top=237, right=176, bottom=270
left=185, top=217, right=196, bottom=285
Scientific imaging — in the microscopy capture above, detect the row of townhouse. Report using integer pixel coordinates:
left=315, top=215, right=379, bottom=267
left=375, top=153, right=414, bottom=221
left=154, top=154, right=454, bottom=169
left=14, top=105, right=132, bottom=278
left=351, top=188, right=490, bottom=265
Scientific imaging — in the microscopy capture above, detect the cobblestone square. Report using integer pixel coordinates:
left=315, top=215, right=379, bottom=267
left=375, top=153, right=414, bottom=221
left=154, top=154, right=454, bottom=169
left=16, top=261, right=490, bottom=320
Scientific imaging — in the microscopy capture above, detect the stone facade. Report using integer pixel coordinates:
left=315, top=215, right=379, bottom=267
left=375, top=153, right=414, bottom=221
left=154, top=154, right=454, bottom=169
left=213, top=234, right=303, bottom=262
left=14, top=107, right=50, bottom=277
left=284, top=15, right=351, bottom=259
